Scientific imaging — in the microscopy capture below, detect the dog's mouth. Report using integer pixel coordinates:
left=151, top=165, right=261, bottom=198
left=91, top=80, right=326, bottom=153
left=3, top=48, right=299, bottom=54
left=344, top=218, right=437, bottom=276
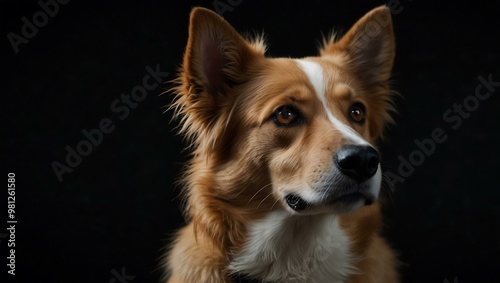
left=285, top=194, right=309, bottom=211
left=285, top=191, right=375, bottom=213
left=283, top=165, right=381, bottom=214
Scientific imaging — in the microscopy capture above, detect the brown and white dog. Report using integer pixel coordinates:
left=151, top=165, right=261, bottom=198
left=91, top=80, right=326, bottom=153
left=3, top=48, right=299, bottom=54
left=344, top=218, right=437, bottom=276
left=165, top=5, right=399, bottom=283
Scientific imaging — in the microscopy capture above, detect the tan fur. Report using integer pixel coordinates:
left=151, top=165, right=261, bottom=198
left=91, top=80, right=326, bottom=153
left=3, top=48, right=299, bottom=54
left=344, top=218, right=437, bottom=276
left=165, top=6, right=399, bottom=283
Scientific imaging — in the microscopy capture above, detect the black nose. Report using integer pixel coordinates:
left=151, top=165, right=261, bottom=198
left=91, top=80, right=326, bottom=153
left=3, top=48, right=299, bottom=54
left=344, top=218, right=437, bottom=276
left=335, top=145, right=380, bottom=181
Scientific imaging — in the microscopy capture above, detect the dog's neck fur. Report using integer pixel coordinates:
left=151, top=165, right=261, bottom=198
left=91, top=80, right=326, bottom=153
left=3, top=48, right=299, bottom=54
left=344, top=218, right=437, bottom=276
left=183, top=155, right=268, bottom=237
left=229, top=210, right=355, bottom=283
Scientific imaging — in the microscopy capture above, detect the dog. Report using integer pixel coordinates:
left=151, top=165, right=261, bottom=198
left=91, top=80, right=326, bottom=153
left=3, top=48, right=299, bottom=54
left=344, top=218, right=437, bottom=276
left=165, top=5, right=399, bottom=283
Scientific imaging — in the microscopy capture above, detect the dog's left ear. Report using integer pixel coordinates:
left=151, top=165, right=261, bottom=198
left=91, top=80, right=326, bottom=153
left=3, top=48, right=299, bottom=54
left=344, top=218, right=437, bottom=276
left=321, top=6, right=395, bottom=84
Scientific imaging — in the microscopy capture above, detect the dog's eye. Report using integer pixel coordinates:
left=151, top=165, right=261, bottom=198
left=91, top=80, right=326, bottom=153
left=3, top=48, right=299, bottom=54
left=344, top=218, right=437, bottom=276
left=349, top=103, right=366, bottom=124
left=273, top=105, right=301, bottom=127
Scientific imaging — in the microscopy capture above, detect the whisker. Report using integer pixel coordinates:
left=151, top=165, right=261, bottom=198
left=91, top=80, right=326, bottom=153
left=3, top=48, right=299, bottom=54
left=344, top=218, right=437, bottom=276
left=257, top=192, right=274, bottom=209
left=319, top=178, right=335, bottom=202
left=225, top=183, right=248, bottom=200
left=269, top=197, right=281, bottom=211
left=247, top=183, right=273, bottom=206
left=379, top=174, right=395, bottom=201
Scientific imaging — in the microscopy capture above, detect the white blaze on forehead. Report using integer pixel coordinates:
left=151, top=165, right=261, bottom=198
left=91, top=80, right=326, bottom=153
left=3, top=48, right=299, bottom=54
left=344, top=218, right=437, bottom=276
left=295, top=59, right=369, bottom=146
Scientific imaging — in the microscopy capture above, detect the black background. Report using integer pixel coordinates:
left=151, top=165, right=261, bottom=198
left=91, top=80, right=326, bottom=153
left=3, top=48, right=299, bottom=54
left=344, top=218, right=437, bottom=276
left=3, top=0, right=500, bottom=282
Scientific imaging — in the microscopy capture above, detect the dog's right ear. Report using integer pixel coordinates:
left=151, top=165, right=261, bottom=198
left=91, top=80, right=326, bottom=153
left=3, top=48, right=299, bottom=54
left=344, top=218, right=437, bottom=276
left=172, top=8, right=265, bottom=149
left=180, top=7, right=262, bottom=97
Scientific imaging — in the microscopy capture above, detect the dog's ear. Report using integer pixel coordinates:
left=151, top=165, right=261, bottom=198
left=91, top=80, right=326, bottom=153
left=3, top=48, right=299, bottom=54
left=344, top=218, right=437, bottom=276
left=173, top=8, right=265, bottom=150
left=321, top=6, right=395, bottom=84
left=181, top=7, right=262, bottom=97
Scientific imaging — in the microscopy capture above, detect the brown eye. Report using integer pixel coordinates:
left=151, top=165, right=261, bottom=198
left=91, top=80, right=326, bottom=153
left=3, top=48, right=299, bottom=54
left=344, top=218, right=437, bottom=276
left=273, top=105, right=301, bottom=127
left=349, top=103, right=366, bottom=124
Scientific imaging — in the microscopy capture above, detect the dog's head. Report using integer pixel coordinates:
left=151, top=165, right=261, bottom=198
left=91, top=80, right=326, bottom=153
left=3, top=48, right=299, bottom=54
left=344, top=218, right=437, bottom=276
left=172, top=6, right=395, bottom=216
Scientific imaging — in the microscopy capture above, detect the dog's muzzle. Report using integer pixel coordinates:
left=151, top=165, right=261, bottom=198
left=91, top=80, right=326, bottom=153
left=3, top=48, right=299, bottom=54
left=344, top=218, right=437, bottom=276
left=284, top=145, right=380, bottom=212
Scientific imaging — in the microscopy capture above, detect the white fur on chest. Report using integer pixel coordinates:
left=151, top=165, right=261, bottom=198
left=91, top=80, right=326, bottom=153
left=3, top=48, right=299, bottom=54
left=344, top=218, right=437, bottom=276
left=230, top=210, right=354, bottom=283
